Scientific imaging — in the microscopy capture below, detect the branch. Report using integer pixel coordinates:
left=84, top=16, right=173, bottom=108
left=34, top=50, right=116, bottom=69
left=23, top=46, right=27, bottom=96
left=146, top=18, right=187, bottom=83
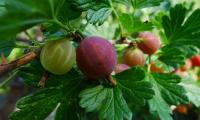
left=0, top=50, right=40, bottom=76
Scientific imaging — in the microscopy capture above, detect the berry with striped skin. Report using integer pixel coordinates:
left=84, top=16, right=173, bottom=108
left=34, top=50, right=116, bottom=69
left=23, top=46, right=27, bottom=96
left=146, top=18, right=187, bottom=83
left=123, top=48, right=145, bottom=67
left=137, top=32, right=161, bottom=55
left=76, top=36, right=117, bottom=79
left=114, top=64, right=130, bottom=74
left=191, top=55, right=200, bottom=67
left=150, top=62, right=164, bottom=73
left=40, top=39, right=75, bottom=75
left=174, top=105, right=188, bottom=114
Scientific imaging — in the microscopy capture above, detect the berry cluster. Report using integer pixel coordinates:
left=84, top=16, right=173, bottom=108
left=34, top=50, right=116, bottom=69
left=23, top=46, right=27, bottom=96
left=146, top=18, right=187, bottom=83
left=39, top=32, right=200, bottom=80
left=39, top=31, right=162, bottom=79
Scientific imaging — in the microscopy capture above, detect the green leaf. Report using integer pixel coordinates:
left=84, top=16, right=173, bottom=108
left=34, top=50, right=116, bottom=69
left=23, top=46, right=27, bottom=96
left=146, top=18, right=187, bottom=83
left=56, top=0, right=82, bottom=23
left=84, top=20, right=118, bottom=40
left=0, top=40, right=16, bottom=51
left=55, top=69, right=85, bottom=120
left=159, top=44, right=199, bottom=68
left=114, top=67, right=145, bottom=81
left=73, top=0, right=111, bottom=25
left=160, top=4, right=200, bottom=68
left=0, top=0, right=79, bottom=40
left=133, top=0, right=164, bottom=9
left=162, top=4, right=200, bottom=49
left=73, top=0, right=109, bottom=10
left=0, top=0, right=54, bottom=39
left=99, top=86, right=132, bottom=120
left=87, top=8, right=112, bottom=25
left=55, top=102, right=79, bottom=120
left=18, top=60, right=46, bottom=88
left=79, top=85, right=132, bottom=120
left=61, top=69, right=85, bottom=99
left=181, top=79, right=200, bottom=107
left=79, top=85, right=107, bottom=112
left=114, top=67, right=154, bottom=106
left=152, top=73, right=189, bottom=105
left=115, top=0, right=164, bottom=9
left=9, top=87, right=62, bottom=120
left=11, top=67, right=84, bottom=120
left=19, top=61, right=85, bottom=90
left=0, top=0, right=6, bottom=16
left=148, top=73, right=189, bottom=120
left=149, top=83, right=173, bottom=120
left=42, top=22, right=67, bottom=42
left=119, top=13, right=153, bottom=36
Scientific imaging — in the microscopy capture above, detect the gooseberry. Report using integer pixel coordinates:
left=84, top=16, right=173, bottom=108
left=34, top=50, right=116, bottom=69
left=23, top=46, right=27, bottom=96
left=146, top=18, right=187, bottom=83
left=40, top=39, right=75, bottom=75
left=137, top=32, right=161, bottom=55
left=191, top=55, right=200, bottom=67
left=123, top=48, right=145, bottom=67
left=76, top=36, right=117, bottom=79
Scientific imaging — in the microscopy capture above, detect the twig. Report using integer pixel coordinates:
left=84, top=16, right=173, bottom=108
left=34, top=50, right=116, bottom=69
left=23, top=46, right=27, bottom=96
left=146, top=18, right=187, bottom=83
left=0, top=50, right=40, bottom=76
left=24, top=31, right=41, bottom=46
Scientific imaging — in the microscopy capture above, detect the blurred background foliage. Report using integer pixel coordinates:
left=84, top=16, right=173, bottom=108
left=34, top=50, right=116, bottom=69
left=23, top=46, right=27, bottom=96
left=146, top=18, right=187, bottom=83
left=0, top=0, right=200, bottom=120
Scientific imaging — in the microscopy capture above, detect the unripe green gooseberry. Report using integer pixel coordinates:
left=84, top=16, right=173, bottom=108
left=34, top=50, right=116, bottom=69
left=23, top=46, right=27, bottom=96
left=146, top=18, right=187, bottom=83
left=40, top=39, right=75, bottom=75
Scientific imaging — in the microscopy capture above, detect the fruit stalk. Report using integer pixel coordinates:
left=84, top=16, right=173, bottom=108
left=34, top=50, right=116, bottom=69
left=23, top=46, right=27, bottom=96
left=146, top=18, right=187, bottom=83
left=106, top=75, right=117, bottom=87
left=38, top=72, right=49, bottom=88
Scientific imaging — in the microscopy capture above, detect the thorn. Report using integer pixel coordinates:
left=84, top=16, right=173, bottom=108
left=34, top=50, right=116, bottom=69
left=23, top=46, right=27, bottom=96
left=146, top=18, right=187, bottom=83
left=38, top=72, right=49, bottom=88
left=1, top=52, right=7, bottom=65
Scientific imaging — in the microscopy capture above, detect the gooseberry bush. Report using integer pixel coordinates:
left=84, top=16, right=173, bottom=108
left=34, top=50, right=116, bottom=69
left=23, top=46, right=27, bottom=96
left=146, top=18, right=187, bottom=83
left=0, top=0, right=200, bottom=120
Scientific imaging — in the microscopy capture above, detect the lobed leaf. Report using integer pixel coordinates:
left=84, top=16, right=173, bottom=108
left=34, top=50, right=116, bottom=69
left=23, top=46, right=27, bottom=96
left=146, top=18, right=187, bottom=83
left=148, top=73, right=189, bottom=120
left=114, top=67, right=154, bottom=106
left=159, top=4, right=200, bottom=68
left=87, top=8, right=112, bottom=25
left=162, top=4, right=200, bottom=49
left=119, top=13, right=153, bottom=36
left=55, top=102, right=79, bottom=120
left=73, top=0, right=111, bottom=25
left=9, top=87, right=62, bottom=120
left=132, top=0, right=164, bottom=9
left=79, top=85, right=132, bottom=120
left=181, top=79, right=200, bottom=107
left=149, top=87, right=173, bottom=120
left=115, top=0, right=164, bottom=9
left=152, top=73, right=189, bottom=105
left=159, top=44, right=199, bottom=68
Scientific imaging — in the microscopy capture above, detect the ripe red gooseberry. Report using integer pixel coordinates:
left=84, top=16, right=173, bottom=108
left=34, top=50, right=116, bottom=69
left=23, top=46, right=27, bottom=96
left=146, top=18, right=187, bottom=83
left=123, top=48, right=145, bottom=67
left=191, top=55, right=200, bottom=67
left=137, top=32, right=161, bottom=55
left=76, top=36, right=117, bottom=79
left=150, top=62, right=164, bottom=73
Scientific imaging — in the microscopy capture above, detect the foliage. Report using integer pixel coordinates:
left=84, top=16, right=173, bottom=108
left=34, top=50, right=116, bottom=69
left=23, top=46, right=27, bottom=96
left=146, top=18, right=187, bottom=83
left=0, top=0, right=200, bottom=120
